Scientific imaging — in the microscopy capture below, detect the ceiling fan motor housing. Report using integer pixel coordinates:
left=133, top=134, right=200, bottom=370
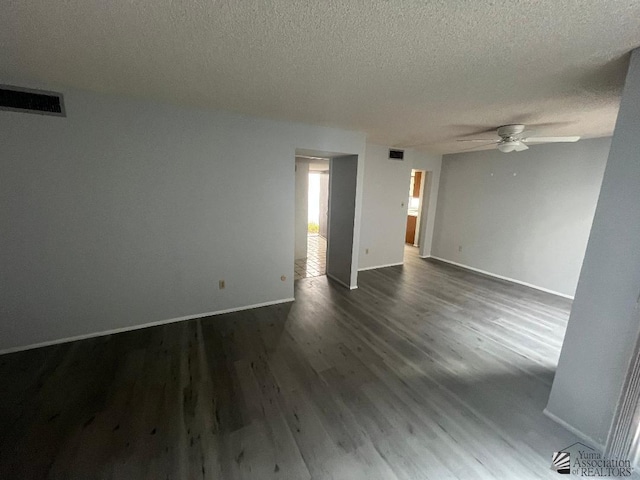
left=497, top=124, right=525, bottom=138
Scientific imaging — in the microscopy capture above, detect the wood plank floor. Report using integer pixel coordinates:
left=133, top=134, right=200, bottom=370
left=0, top=247, right=587, bottom=479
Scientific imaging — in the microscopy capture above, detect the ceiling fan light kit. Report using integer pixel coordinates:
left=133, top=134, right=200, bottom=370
left=497, top=142, right=520, bottom=153
left=457, top=124, right=581, bottom=153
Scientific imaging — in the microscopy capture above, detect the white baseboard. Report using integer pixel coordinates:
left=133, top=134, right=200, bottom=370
left=419, top=255, right=432, bottom=259
left=0, top=297, right=295, bottom=356
left=327, top=273, right=358, bottom=290
left=358, top=261, right=404, bottom=272
left=429, top=256, right=574, bottom=300
left=543, top=408, right=605, bottom=452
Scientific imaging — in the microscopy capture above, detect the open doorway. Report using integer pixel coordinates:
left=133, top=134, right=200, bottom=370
left=293, top=151, right=359, bottom=289
left=405, top=169, right=427, bottom=248
left=295, top=158, right=329, bottom=280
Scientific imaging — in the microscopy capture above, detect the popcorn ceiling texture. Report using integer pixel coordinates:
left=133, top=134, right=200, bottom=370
left=1, top=0, right=639, bottom=153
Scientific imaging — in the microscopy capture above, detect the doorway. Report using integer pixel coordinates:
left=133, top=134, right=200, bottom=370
left=405, top=169, right=427, bottom=247
left=295, top=157, right=329, bottom=280
left=293, top=151, right=359, bottom=289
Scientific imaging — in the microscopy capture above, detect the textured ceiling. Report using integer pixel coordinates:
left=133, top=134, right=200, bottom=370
left=2, top=1, right=640, bottom=153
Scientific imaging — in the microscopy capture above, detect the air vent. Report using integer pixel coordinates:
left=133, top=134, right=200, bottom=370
left=389, top=149, right=404, bottom=160
left=0, top=85, right=65, bottom=117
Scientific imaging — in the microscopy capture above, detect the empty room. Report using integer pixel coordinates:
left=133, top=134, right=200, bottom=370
left=2, top=1, right=640, bottom=479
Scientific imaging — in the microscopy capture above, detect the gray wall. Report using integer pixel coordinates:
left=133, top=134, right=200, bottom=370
left=432, top=137, right=611, bottom=297
left=0, top=79, right=365, bottom=352
left=546, top=49, right=640, bottom=449
left=327, top=155, right=358, bottom=287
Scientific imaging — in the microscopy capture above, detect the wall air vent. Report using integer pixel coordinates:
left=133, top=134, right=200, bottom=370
left=389, top=149, right=404, bottom=160
left=0, top=85, right=65, bottom=117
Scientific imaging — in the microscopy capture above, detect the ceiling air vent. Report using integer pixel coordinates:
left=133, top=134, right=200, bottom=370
left=389, top=149, right=404, bottom=160
left=0, top=85, right=65, bottom=117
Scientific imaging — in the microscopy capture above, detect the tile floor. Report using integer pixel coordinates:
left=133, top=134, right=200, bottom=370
left=294, top=234, right=327, bottom=280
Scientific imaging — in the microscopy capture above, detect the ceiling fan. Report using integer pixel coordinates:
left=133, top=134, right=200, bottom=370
left=458, top=124, right=580, bottom=153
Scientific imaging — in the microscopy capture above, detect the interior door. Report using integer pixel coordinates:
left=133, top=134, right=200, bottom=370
left=319, top=172, right=329, bottom=238
left=327, top=155, right=358, bottom=288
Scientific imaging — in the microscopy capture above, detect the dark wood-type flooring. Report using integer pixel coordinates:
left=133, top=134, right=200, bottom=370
left=1, top=247, right=586, bottom=479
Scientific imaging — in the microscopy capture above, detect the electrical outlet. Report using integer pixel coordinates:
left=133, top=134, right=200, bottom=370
left=281, top=275, right=286, bottom=281
left=458, top=245, right=462, bottom=252
left=365, top=248, right=369, bottom=254
left=219, top=280, right=225, bottom=289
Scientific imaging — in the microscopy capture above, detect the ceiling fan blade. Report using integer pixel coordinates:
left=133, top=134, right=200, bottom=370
left=519, top=130, right=537, bottom=138
left=449, top=125, right=500, bottom=137
left=523, top=136, right=580, bottom=143
left=456, top=139, right=498, bottom=142
left=513, top=142, right=529, bottom=152
left=457, top=143, right=498, bottom=152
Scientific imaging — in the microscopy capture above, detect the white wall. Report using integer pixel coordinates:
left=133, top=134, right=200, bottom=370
left=0, top=78, right=365, bottom=352
left=431, top=137, right=611, bottom=297
left=546, top=49, right=640, bottom=449
left=358, top=144, right=412, bottom=269
left=358, top=145, right=442, bottom=270
left=294, top=159, right=309, bottom=260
